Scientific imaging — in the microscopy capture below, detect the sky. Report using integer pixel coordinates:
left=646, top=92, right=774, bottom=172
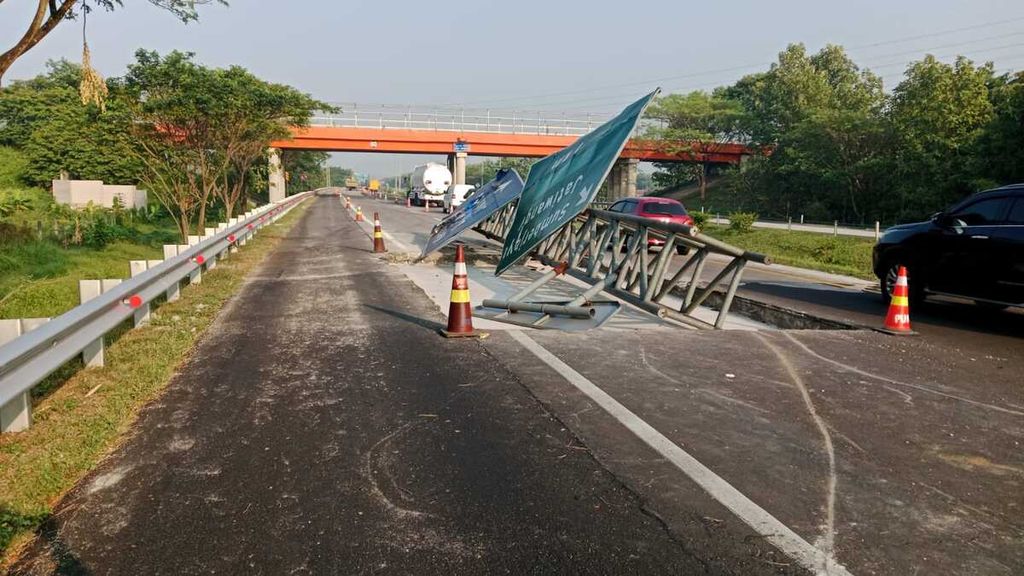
left=2, top=0, right=1023, bottom=177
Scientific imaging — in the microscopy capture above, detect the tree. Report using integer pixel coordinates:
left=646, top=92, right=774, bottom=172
left=282, top=150, right=329, bottom=194
left=0, top=0, right=226, bottom=86
left=972, top=71, right=1024, bottom=186
left=213, top=66, right=327, bottom=218
left=888, top=55, right=994, bottom=216
left=645, top=91, right=746, bottom=200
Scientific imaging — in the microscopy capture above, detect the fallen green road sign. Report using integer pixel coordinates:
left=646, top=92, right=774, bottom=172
left=495, top=89, right=659, bottom=276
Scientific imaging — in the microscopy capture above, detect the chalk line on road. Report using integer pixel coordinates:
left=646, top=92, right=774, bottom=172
left=508, top=330, right=853, bottom=576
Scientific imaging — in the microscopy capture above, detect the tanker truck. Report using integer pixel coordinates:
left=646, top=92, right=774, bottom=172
left=407, top=163, right=452, bottom=207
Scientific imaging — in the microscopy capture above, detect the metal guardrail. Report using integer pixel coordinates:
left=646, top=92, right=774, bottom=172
left=309, top=103, right=664, bottom=137
left=474, top=202, right=770, bottom=330
left=0, top=192, right=313, bottom=432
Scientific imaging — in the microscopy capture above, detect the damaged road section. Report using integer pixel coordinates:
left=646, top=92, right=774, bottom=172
left=10, top=197, right=776, bottom=575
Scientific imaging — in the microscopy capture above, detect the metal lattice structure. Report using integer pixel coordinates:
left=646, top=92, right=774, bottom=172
left=475, top=205, right=770, bottom=330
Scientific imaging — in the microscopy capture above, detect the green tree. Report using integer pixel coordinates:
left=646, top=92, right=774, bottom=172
left=0, top=0, right=226, bottom=85
left=888, top=55, right=994, bottom=216
left=645, top=91, right=746, bottom=200
left=327, top=166, right=355, bottom=188
left=282, top=150, right=329, bottom=193
left=973, top=71, right=1024, bottom=186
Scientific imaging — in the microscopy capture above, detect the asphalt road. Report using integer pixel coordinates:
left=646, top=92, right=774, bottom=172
left=11, top=197, right=783, bottom=575
left=364, top=195, right=1024, bottom=361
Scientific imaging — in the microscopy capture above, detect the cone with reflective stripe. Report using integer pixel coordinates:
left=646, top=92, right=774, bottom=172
left=372, top=212, right=387, bottom=253
left=441, top=244, right=485, bottom=338
left=881, top=266, right=915, bottom=335
left=355, top=207, right=364, bottom=222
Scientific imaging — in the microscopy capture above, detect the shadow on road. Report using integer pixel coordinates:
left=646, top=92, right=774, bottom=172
left=364, top=304, right=446, bottom=332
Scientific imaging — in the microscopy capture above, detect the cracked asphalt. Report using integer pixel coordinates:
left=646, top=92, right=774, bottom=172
left=10, top=197, right=783, bottom=575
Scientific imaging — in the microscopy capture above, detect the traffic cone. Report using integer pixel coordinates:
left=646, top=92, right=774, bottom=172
left=441, top=244, right=486, bottom=339
left=881, top=266, right=915, bottom=335
left=355, top=207, right=364, bottom=222
left=345, top=197, right=351, bottom=210
left=372, top=212, right=387, bottom=253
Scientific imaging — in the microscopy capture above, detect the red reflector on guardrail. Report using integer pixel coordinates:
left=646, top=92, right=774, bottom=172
left=124, top=295, right=143, bottom=309
left=247, top=224, right=254, bottom=230
left=228, top=234, right=236, bottom=243
left=193, top=255, right=205, bottom=265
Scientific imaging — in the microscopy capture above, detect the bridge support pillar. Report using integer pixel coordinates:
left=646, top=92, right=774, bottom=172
left=268, top=148, right=285, bottom=202
left=607, top=158, right=639, bottom=200
left=454, top=152, right=467, bottom=186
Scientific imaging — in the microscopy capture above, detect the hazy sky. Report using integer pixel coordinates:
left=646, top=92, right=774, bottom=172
left=2, top=0, right=1022, bottom=176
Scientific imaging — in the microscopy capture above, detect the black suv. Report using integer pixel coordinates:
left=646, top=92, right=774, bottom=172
left=873, top=184, right=1024, bottom=308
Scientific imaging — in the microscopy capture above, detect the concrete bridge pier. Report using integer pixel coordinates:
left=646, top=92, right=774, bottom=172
left=606, top=157, right=639, bottom=200
left=268, top=148, right=286, bottom=202
left=447, top=152, right=468, bottom=186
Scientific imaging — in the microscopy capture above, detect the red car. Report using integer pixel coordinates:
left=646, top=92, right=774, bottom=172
left=607, top=197, right=695, bottom=254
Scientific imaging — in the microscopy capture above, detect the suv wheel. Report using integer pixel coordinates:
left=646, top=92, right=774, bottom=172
left=880, top=259, right=925, bottom=306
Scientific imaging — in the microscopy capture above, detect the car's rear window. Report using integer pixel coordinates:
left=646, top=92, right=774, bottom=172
left=641, top=202, right=687, bottom=216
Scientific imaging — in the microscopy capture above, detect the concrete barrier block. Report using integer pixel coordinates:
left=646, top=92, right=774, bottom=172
left=176, top=244, right=189, bottom=256
left=100, top=279, right=121, bottom=292
left=187, top=235, right=200, bottom=246
left=129, top=260, right=148, bottom=278
left=205, top=227, right=217, bottom=237
left=0, top=319, right=22, bottom=345
left=163, top=245, right=178, bottom=259
left=79, top=280, right=102, bottom=304
left=20, top=318, right=49, bottom=332
left=147, top=260, right=162, bottom=270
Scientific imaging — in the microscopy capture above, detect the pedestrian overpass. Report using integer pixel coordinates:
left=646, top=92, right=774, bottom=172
left=267, top=103, right=754, bottom=201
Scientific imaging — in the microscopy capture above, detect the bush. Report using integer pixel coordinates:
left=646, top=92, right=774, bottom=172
left=83, top=218, right=115, bottom=248
left=728, top=212, right=758, bottom=233
left=689, top=210, right=709, bottom=229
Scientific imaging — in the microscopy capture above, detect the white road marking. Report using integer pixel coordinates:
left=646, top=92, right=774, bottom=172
left=508, top=330, right=853, bottom=576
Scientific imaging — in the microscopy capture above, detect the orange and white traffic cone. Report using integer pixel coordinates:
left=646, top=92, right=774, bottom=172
left=355, top=207, right=364, bottom=222
left=345, top=197, right=351, bottom=210
left=441, top=244, right=485, bottom=339
left=881, top=266, right=915, bottom=335
left=372, top=212, right=387, bottom=253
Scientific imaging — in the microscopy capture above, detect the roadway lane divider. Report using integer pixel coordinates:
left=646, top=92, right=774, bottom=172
left=0, top=191, right=313, bottom=434
left=372, top=213, right=387, bottom=253
left=440, top=244, right=486, bottom=339
left=507, top=329, right=852, bottom=576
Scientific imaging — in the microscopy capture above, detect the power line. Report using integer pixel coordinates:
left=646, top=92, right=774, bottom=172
left=454, top=15, right=1024, bottom=108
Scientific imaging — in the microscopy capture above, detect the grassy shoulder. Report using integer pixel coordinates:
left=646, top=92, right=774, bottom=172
left=704, top=224, right=876, bottom=279
left=0, top=200, right=310, bottom=563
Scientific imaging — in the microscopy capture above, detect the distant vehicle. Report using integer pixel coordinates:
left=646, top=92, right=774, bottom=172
left=368, top=179, right=380, bottom=193
left=873, top=184, right=1024, bottom=308
left=408, top=163, right=452, bottom=207
left=606, top=197, right=695, bottom=254
left=344, top=177, right=359, bottom=190
left=443, top=184, right=476, bottom=214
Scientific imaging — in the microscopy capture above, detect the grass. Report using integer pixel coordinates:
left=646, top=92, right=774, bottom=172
left=0, top=241, right=165, bottom=318
left=705, top=224, right=876, bottom=279
left=0, top=200, right=310, bottom=564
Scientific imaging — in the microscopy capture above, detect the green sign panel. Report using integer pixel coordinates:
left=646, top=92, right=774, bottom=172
left=495, top=90, right=659, bottom=276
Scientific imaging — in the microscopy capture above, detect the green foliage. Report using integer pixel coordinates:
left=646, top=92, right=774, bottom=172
left=727, top=212, right=757, bottom=232
left=709, top=225, right=875, bottom=279
left=689, top=210, right=709, bottom=228
left=652, top=44, right=1017, bottom=225
left=465, top=157, right=536, bottom=186
left=282, top=150, right=330, bottom=193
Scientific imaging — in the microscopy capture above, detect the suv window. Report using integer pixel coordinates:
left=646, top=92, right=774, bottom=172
left=952, top=197, right=1010, bottom=226
left=642, top=202, right=687, bottom=216
left=609, top=201, right=626, bottom=212
left=1007, top=198, right=1024, bottom=225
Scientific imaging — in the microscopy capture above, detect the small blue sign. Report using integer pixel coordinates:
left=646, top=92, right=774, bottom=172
left=420, top=168, right=524, bottom=259
left=454, top=140, right=470, bottom=153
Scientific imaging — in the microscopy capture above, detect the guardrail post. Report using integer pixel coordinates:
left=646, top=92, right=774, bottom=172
left=0, top=319, right=48, bottom=432
left=129, top=261, right=152, bottom=327
left=875, top=221, right=880, bottom=240
left=79, top=280, right=121, bottom=368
